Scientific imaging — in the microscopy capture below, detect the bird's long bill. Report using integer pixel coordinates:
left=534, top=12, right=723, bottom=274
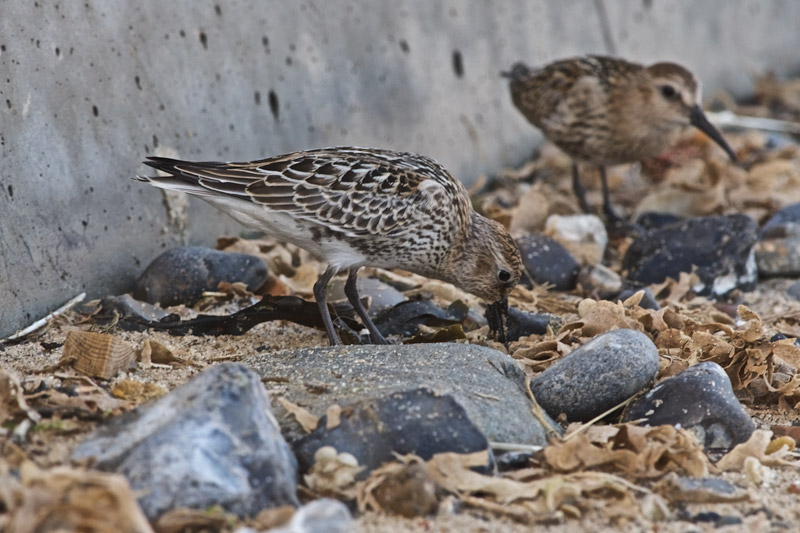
left=689, top=105, right=737, bottom=162
left=486, top=297, right=509, bottom=345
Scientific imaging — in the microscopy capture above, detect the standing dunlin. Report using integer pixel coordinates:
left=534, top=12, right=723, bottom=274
left=137, top=147, right=522, bottom=345
left=504, top=55, right=737, bottom=222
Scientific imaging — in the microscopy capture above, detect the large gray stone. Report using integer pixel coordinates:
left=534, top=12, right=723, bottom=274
left=530, top=329, right=660, bottom=422
left=245, top=343, right=561, bottom=446
left=72, top=363, right=298, bottom=519
left=3, top=1, right=800, bottom=338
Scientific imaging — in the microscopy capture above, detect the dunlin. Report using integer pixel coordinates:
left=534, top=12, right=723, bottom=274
left=138, top=147, right=522, bottom=345
left=504, top=55, right=737, bottom=222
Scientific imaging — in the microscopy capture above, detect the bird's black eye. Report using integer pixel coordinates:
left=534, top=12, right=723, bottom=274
left=498, top=269, right=512, bottom=282
left=659, top=84, right=678, bottom=100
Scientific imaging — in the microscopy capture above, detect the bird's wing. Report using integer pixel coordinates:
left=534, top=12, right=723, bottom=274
left=142, top=147, right=466, bottom=237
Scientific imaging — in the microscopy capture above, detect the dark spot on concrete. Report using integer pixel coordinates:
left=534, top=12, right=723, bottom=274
left=5, top=99, right=10, bottom=109
left=268, top=90, right=279, bottom=120
left=179, top=29, right=186, bottom=38
left=8, top=185, right=13, bottom=197
left=152, top=134, right=158, bottom=148
left=452, top=49, right=463, bottom=78
left=92, top=105, right=98, bottom=117
left=286, top=56, right=293, bottom=66
left=399, top=39, right=409, bottom=53
left=82, top=220, right=88, bottom=227
left=214, top=4, right=221, bottom=16
left=134, top=75, right=141, bottom=90
left=55, top=47, right=60, bottom=57
left=254, top=90, right=261, bottom=105
left=199, top=31, right=208, bottom=49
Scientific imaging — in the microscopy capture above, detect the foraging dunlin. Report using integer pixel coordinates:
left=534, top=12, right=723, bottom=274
left=504, top=55, right=737, bottom=222
left=138, top=147, right=522, bottom=345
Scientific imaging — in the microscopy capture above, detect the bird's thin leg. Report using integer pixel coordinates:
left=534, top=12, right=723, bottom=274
left=313, top=266, right=341, bottom=346
left=344, top=268, right=388, bottom=345
left=599, top=166, right=625, bottom=226
left=571, top=162, right=591, bottom=213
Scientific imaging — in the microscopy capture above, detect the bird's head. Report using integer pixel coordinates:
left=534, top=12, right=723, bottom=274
left=645, top=62, right=737, bottom=161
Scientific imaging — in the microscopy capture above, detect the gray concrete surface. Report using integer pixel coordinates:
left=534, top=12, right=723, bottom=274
left=1, top=0, right=799, bottom=337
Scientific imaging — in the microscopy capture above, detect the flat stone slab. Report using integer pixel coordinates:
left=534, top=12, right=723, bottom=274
left=244, top=344, right=561, bottom=447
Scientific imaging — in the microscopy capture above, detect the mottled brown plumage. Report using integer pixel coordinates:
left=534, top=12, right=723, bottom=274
left=504, top=55, right=736, bottom=220
left=137, top=147, right=522, bottom=345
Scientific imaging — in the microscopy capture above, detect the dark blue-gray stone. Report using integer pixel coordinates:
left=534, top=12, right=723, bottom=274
left=622, top=362, right=755, bottom=449
left=517, top=234, right=580, bottom=291
left=72, top=363, right=298, bottom=519
left=135, top=246, right=268, bottom=306
left=530, top=329, right=660, bottom=422
left=622, top=214, right=758, bottom=297
left=294, top=387, right=491, bottom=475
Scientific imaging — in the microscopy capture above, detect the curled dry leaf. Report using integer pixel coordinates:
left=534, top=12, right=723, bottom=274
left=356, top=454, right=438, bottom=517
left=325, top=403, right=342, bottom=430
left=716, top=430, right=798, bottom=472
left=3, top=461, right=153, bottom=533
left=0, top=368, right=41, bottom=429
left=277, top=397, right=319, bottom=433
left=543, top=424, right=709, bottom=479
left=423, top=450, right=651, bottom=523
left=304, top=446, right=364, bottom=500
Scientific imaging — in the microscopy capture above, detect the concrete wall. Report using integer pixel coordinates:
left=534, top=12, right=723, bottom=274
left=1, top=0, right=799, bottom=337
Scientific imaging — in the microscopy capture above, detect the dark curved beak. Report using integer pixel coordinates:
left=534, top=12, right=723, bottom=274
left=689, top=105, right=737, bottom=162
left=485, top=297, right=509, bottom=345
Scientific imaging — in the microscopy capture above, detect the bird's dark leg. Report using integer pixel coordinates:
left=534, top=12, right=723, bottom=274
left=313, top=266, right=341, bottom=346
left=344, top=268, right=388, bottom=345
left=571, top=162, right=591, bottom=213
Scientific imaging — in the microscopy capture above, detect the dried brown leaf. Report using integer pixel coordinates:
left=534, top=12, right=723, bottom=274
left=716, top=430, right=798, bottom=471
left=277, top=397, right=318, bottom=433
left=4, top=462, right=153, bottom=533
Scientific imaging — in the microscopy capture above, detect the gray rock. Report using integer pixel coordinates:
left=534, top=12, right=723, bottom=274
left=245, top=344, right=561, bottom=447
left=622, top=362, right=754, bottom=449
left=761, top=202, right=800, bottom=237
left=294, top=388, right=491, bottom=475
left=72, top=363, right=298, bottom=519
left=516, top=234, right=579, bottom=290
left=530, top=329, right=660, bottom=422
left=615, top=287, right=660, bottom=310
left=135, top=246, right=268, bottom=306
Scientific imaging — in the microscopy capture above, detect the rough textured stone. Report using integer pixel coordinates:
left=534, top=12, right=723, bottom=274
left=517, top=234, right=580, bottom=290
left=530, top=329, right=660, bottom=422
left=135, top=246, right=268, bottom=306
left=72, top=363, right=298, bottom=519
left=622, top=362, right=755, bottom=449
left=246, top=344, right=561, bottom=447
left=294, top=388, right=490, bottom=475
left=622, top=214, right=759, bottom=297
